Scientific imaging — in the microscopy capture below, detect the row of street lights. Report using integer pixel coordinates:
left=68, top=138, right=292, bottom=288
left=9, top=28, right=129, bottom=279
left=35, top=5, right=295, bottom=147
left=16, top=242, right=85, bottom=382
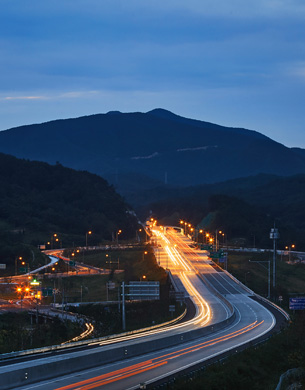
left=44, top=228, right=126, bottom=251
left=179, top=220, right=226, bottom=250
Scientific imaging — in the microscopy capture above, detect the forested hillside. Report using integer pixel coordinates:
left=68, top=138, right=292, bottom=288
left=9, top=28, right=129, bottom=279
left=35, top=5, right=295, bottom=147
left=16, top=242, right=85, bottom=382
left=0, top=153, right=138, bottom=270
left=147, top=174, right=305, bottom=250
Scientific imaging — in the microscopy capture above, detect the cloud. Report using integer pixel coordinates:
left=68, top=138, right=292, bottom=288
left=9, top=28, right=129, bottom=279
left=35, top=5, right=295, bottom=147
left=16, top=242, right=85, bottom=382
left=288, top=62, right=305, bottom=81
left=1, top=91, right=99, bottom=101
left=3, top=95, right=45, bottom=101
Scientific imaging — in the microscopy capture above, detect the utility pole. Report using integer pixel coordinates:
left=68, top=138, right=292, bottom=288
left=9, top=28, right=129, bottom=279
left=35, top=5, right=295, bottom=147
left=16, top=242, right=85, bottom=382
left=270, top=227, right=279, bottom=288
left=122, top=282, right=126, bottom=331
left=249, top=259, right=271, bottom=298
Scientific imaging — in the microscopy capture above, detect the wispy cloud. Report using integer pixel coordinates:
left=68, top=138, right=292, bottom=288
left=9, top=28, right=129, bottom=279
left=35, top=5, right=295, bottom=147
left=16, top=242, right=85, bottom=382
left=4, top=95, right=45, bottom=101
left=2, top=91, right=100, bottom=101
left=131, top=152, right=159, bottom=160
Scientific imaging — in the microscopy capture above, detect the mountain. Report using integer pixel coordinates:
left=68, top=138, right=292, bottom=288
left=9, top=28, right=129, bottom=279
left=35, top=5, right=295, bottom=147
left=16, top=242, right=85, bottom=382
left=0, top=109, right=305, bottom=194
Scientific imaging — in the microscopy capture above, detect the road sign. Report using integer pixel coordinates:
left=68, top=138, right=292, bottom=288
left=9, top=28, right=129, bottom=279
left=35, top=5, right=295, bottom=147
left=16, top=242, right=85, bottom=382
left=289, top=297, right=305, bottom=310
left=201, top=245, right=213, bottom=250
left=19, top=267, right=28, bottom=273
left=69, top=260, right=76, bottom=266
left=42, top=287, right=53, bottom=297
left=30, top=279, right=40, bottom=286
left=127, top=281, right=160, bottom=301
left=107, top=281, right=116, bottom=290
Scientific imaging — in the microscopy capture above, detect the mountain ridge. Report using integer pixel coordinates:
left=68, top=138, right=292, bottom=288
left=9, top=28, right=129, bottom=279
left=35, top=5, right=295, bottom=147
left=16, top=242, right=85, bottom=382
left=0, top=109, right=304, bottom=191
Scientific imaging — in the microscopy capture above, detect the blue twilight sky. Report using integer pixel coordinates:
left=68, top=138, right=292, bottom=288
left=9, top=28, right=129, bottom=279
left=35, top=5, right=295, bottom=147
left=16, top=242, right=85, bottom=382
left=0, top=0, right=305, bottom=147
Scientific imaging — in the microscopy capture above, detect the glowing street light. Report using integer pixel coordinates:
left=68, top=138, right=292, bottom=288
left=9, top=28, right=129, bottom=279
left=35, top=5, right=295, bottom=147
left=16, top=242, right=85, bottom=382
left=116, top=229, right=122, bottom=244
left=86, top=231, right=92, bottom=248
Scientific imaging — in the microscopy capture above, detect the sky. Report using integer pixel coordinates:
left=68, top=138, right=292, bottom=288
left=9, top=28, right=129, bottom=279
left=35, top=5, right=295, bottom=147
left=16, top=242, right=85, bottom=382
left=0, top=0, right=304, bottom=147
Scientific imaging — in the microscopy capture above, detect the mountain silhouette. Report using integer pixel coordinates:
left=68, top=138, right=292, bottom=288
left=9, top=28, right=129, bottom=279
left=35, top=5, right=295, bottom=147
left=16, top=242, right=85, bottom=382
left=0, top=109, right=304, bottom=191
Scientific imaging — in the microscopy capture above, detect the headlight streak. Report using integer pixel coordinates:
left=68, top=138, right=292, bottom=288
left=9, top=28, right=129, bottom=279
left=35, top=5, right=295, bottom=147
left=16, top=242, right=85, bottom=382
left=62, top=323, right=94, bottom=345
left=95, top=234, right=212, bottom=347
left=55, top=320, right=264, bottom=390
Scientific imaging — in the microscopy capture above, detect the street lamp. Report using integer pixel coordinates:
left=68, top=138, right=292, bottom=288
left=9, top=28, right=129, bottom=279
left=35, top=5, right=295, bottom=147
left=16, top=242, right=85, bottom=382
left=116, top=229, right=122, bottom=244
left=86, top=231, right=92, bottom=248
left=285, top=244, right=295, bottom=262
left=199, top=229, right=203, bottom=243
left=215, top=230, right=223, bottom=251
left=15, top=256, right=23, bottom=276
left=244, top=271, right=250, bottom=285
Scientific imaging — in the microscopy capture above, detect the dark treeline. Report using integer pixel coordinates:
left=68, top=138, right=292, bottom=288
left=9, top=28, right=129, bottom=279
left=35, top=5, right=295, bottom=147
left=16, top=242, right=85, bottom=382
left=0, top=152, right=138, bottom=271
left=146, top=174, right=305, bottom=250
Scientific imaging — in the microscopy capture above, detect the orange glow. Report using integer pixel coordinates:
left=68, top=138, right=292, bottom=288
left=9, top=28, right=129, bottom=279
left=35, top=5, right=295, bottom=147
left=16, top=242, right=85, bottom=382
left=55, top=320, right=264, bottom=390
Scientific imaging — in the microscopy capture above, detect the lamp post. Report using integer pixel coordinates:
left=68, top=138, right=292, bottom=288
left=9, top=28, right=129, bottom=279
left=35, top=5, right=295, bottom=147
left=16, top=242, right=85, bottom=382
left=285, top=244, right=295, bottom=262
left=244, top=271, right=250, bottom=285
left=86, top=231, right=92, bottom=248
left=215, top=230, right=223, bottom=251
left=15, top=256, right=23, bottom=276
left=199, top=229, right=203, bottom=243
left=51, top=233, right=58, bottom=249
left=116, top=230, right=122, bottom=245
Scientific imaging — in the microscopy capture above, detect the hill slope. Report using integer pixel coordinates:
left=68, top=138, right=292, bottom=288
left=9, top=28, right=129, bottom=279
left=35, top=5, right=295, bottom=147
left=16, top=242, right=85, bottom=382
left=0, top=152, right=137, bottom=243
left=0, top=109, right=305, bottom=191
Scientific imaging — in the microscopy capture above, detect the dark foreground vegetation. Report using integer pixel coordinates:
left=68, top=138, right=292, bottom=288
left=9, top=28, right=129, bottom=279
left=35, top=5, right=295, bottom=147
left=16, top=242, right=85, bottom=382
left=0, top=312, right=82, bottom=354
left=158, top=312, right=305, bottom=390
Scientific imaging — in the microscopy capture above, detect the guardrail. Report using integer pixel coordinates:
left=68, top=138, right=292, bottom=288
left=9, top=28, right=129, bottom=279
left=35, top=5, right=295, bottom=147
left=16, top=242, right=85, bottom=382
left=0, top=306, right=187, bottom=361
left=0, top=309, right=236, bottom=390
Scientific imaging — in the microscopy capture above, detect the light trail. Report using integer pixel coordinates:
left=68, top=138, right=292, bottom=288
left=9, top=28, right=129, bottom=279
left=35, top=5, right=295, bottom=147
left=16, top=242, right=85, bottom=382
left=55, top=320, right=264, bottom=390
left=91, top=232, right=213, bottom=348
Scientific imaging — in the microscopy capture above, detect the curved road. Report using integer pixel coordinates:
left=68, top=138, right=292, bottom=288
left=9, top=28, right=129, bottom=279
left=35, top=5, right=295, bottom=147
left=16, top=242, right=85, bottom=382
left=5, top=228, right=286, bottom=390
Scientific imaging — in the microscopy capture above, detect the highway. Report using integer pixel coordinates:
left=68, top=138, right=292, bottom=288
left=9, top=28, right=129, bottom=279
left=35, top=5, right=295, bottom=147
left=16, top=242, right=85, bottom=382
left=3, top=227, right=286, bottom=390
